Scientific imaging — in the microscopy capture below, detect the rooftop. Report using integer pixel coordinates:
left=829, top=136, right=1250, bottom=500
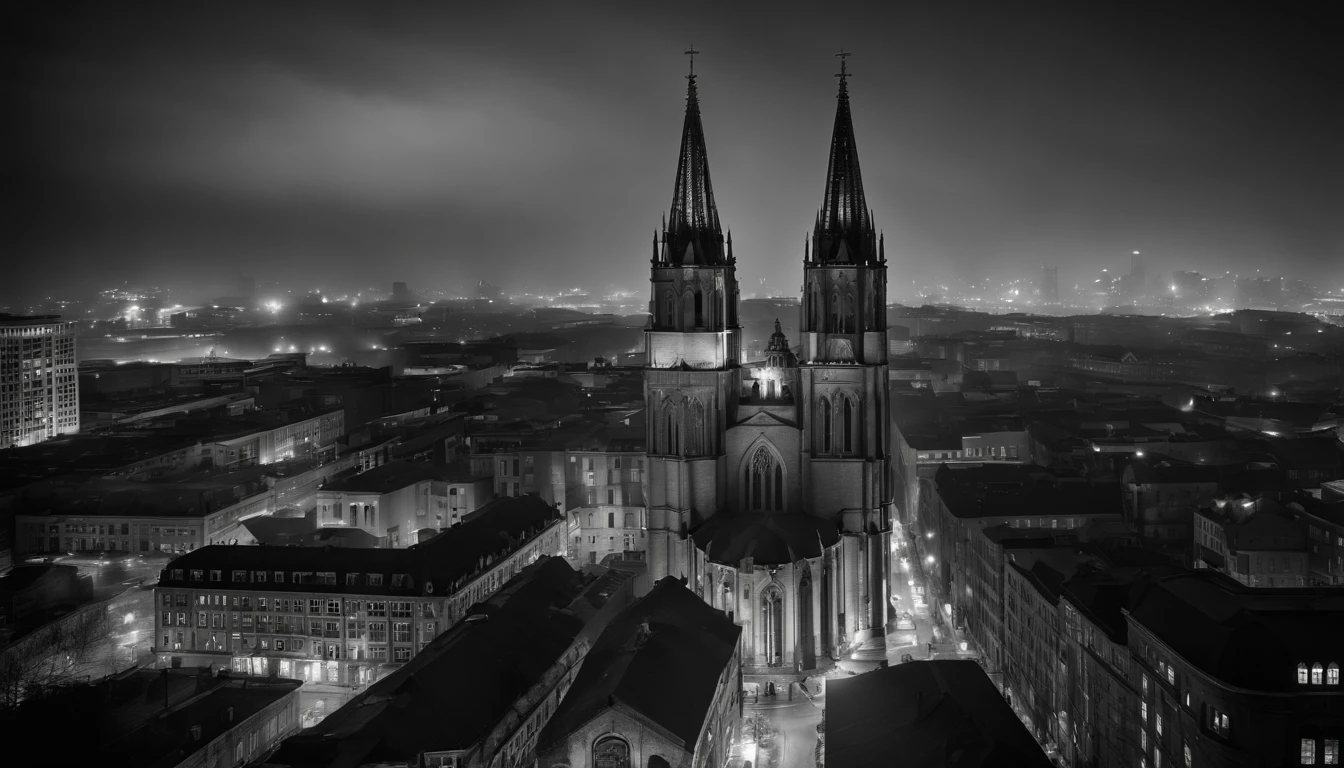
left=934, top=463, right=1121, bottom=521
left=322, top=460, right=437, bottom=494
left=1126, top=569, right=1344, bottom=692
left=157, top=494, right=563, bottom=595
left=538, top=576, right=742, bottom=751
left=9, top=667, right=301, bottom=768
left=267, top=558, right=628, bottom=766
left=825, top=660, right=1051, bottom=768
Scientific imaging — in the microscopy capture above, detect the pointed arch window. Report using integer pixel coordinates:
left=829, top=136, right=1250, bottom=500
left=663, top=290, right=676, bottom=328
left=818, top=397, right=832, bottom=454
left=831, top=290, right=842, bottom=333
left=1313, top=663, right=1324, bottom=684
left=664, top=402, right=680, bottom=456
left=694, top=290, right=704, bottom=328
left=1299, top=663, right=1310, bottom=684
left=842, top=396, right=855, bottom=453
left=1329, top=663, right=1340, bottom=685
left=864, top=281, right=875, bottom=329
left=687, top=399, right=706, bottom=456
left=745, top=445, right=783, bottom=511
left=844, top=291, right=856, bottom=334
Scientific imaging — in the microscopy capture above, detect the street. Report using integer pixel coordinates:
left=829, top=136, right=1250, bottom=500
left=745, top=695, right=823, bottom=768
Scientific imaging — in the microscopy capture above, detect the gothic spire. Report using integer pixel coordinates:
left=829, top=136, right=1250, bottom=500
left=662, top=51, right=725, bottom=266
left=813, top=51, right=879, bottom=266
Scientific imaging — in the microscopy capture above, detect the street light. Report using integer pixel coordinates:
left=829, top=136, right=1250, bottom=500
left=926, top=555, right=935, bottom=564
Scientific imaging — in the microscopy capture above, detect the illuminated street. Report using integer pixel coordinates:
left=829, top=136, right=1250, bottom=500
left=746, top=694, right=823, bottom=768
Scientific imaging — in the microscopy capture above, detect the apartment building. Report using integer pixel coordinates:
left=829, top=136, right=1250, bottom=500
left=152, top=495, right=565, bottom=687
left=0, top=314, right=78, bottom=449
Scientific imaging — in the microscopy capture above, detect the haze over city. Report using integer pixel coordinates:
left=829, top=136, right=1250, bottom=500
left=8, top=1, right=1342, bottom=304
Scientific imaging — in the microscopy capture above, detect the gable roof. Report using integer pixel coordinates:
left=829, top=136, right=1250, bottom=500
left=537, top=577, right=741, bottom=751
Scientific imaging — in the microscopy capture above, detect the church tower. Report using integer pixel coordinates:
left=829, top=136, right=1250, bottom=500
left=798, top=54, right=893, bottom=646
left=645, top=59, right=742, bottom=583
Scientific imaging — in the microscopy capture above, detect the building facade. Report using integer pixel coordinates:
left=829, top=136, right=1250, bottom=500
left=0, top=315, right=79, bottom=449
left=152, top=497, right=566, bottom=687
left=643, top=60, right=895, bottom=669
left=565, top=445, right=648, bottom=566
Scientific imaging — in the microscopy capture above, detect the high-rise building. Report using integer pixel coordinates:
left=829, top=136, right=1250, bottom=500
left=1040, top=265, right=1059, bottom=304
left=1, top=314, right=79, bottom=449
left=644, top=57, right=894, bottom=670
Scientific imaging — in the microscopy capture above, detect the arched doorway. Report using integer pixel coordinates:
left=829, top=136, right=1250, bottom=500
left=761, top=587, right=784, bottom=667
left=798, top=567, right=815, bottom=670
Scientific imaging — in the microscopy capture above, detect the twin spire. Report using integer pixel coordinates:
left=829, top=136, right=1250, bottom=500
left=659, top=50, right=882, bottom=269
left=661, top=46, right=726, bottom=267
left=813, top=50, right=881, bottom=266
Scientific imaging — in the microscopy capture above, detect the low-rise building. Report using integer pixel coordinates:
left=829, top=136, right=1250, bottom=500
left=1286, top=486, right=1344, bottom=586
left=264, top=557, right=635, bottom=768
left=316, top=461, right=446, bottom=546
left=14, top=457, right=355, bottom=555
left=151, top=495, right=565, bottom=694
left=8, top=667, right=301, bottom=768
left=535, top=576, right=743, bottom=768
left=1121, top=454, right=1221, bottom=543
left=1193, top=498, right=1308, bottom=587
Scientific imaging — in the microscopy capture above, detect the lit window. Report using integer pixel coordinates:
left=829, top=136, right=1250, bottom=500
left=1303, top=739, right=1316, bottom=765
left=1325, top=739, right=1338, bottom=764
left=1184, top=743, right=1192, bottom=768
left=1313, top=663, right=1325, bottom=685
left=1329, top=664, right=1340, bottom=686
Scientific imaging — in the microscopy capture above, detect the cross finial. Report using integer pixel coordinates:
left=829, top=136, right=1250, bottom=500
left=685, top=45, right=700, bottom=79
left=835, top=49, right=852, bottom=80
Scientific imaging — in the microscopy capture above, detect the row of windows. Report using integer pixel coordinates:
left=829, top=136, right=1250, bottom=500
left=171, top=568, right=408, bottom=588
left=1297, top=662, right=1341, bottom=686
left=162, top=593, right=420, bottom=617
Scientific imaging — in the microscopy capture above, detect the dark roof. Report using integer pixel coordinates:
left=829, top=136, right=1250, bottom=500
left=825, top=660, right=1051, bottom=768
left=1126, top=570, right=1344, bottom=692
left=0, top=564, right=77, bottom=593
left=538, top=577, right=741, bottom=751
left=268, top=557, right=617, bottom=766
left=10, top=668, right=300, bottom=768
left=933, top=464, right=1121, bottom=521
left=157, top=495, right=562, bottom=596
left=323, top=460, right=436, bottom=493
left=691, top=512, right=841, bottom=565
left=238, top=515, right=315, bottom=545
left=1125, top=454, right=1223, bottom=484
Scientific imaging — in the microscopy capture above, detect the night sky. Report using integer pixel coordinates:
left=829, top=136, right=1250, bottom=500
left=6, top=1, right=1342, bottom=301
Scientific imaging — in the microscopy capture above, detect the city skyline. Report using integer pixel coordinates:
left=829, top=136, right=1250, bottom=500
left=8, top=2, right=1342, bottom=302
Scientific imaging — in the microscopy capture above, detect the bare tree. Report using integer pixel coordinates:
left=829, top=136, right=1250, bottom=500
left=0, top=605, right=111, bottom=710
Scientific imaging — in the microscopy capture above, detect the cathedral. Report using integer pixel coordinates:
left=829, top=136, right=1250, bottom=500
left=644, top=57, right=895, bottom=671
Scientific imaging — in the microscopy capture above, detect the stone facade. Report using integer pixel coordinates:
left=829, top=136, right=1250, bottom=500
left=642, top=66, right=895, bottom=670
